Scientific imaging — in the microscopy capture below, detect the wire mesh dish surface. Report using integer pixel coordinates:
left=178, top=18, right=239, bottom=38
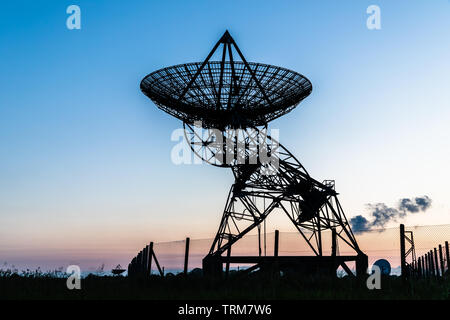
left=140, top=61, right=312, bottom=128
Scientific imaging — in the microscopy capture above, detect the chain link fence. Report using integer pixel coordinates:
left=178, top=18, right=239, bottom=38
left=146, top=224, right=450, bottom=276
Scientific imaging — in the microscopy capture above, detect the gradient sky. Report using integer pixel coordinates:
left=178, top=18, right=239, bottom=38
left=0, top=0, right=449, bottom=270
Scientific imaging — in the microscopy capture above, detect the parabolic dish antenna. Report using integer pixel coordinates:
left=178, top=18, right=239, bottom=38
left=140, top=31, right=312, bottom=129
left=373, top=259, right=391, bottom=275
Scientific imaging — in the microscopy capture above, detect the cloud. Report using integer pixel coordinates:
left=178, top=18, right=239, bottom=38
left=413, top=196, right=432, bottom=211
left=350, top=196, right=432, bottom=234
left=369, top=203, right=401, bottom=227
left=398, top=198, right=420, bottom=213
left=349, top=215, right=369, bottom=233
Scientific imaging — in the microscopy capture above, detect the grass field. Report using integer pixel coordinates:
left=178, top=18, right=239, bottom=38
left=1, top=269, right=449, bottom=300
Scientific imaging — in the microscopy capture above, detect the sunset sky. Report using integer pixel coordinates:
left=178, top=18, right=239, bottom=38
left=1, top=0, right=449, bottom=271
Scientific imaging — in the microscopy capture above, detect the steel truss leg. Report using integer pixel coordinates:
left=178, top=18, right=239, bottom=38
left=204, top=150, right=366, bottom=277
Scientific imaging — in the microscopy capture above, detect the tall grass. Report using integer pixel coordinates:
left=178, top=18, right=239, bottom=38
left=1, top=268, right=449, bottom=300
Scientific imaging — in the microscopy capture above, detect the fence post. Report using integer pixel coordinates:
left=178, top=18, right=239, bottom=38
left=434, top=248, right=440, bottom=278
left=445, top=241, right=449, bottom=275
left=431, top=251, right=435, bottom=277
left=439, top=245, right=445, bottom=278
left=331, top=228, right=337, bottom=257
left=143, top=246, right=148, bottom=275
left=137, top=250, right=142, bottom=273
left=184, top=237, right=190, bottom=276
left=422, top=253, right=428, bottom=277
left=415, top=260, right=418, bottom=276
left=129, top=257, right=135, bottom=277
left=148, top=242, right=154, bottom=276
left=418, top=257, right=421, bottom=277
left=141, top=249, right=145, bottom=274
left=422, top=255, right=426, bottom=277
left=417, top=257, right=422, bottom=277
left=225, top=245, right=231, bottom=278
left=429, top=250, right=435, bottom=277
left=400, top=224, right=406, bottom=278
left=274, top=230, right=279, bottom=257
left=428, top=251, right=434, bottom=278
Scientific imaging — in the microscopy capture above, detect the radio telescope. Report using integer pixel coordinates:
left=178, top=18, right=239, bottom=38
left=141, top=31, right=368, bottom=277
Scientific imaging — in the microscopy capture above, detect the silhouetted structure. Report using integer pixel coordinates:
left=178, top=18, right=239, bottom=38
left=141, top=31, right=368, bottom=278
left=128, top=242, right=164, bottom=277
left=112, top=264, right=126, bottom=275
left=400, top=224, right=417, bottom=279
left=141, top=32, right=311, bottom=130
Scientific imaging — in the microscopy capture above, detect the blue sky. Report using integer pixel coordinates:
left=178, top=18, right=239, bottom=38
left=0, top=0, right=449, bottom=269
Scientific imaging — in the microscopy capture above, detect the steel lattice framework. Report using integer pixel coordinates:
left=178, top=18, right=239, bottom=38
left=208, top=134, right=362, bottom=258
left=140, top=30, right=368, bottom=277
